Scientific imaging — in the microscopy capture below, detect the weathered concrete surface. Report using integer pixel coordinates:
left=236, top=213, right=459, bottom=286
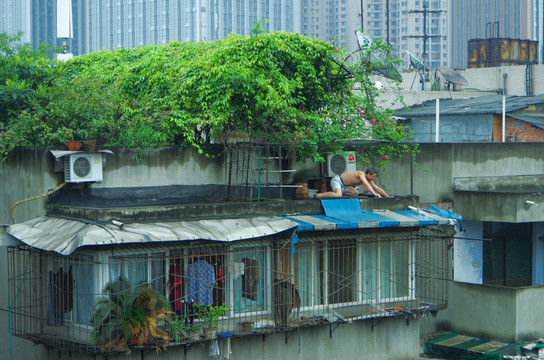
left=453, top=191, right=544, bottom=222
left=5, top=316, right=420, bottom=360
left=435, top=281, right=544, bottom=343
left=45, top=191, right=418, bottom=223
left=454, top=174, right=544, bottom=193
left=386, top=143, right=544, bottom=222
left=4, top=143, right=544, bottom=225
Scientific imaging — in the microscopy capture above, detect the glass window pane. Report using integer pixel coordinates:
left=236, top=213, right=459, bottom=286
left=328, top=241, right=356, bottom=304
left=361, top=243, right=378, bottom=302
left=295, top=244, right=322, bottom=307
left=391, top=241, right=410, bottom=298
left=150, top=252, right=165, bottom=295
left=380, top=241, right=410, bottom=299
left=109, top=255, right=147, bottom=287
left=73, top=255, right=94, bottom=324
left=232, top=247, right=267, bottom=313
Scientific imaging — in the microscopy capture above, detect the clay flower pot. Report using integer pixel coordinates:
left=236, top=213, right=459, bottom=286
left=66, top=141, right=82, bottom=151
left=82, top=140, right=97, bottom=152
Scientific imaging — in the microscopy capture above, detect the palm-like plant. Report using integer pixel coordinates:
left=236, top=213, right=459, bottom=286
left=90, top=276, right=173, bottom=353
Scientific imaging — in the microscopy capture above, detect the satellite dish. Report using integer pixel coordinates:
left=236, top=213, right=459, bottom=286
left=406, top=50, right=425, bottom=71
left=355, top=30, right=402, bottom=82
left=437, top=66, right=468, bottom=86
left=355, top=30, right=373, bottom=50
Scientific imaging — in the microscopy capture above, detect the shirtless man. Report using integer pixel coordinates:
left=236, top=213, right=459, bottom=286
left=315, top=168, right=391, bottom=198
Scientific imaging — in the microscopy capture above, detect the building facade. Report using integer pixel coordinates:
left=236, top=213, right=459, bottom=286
left=1, top=146, right=454, bottom=360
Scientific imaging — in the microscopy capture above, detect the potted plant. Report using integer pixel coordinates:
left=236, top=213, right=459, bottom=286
left=90, top=276, right=173, bottom=353
left=165, top=316, right=203, bottom=343
left=194, top=305, right=230, bottom=339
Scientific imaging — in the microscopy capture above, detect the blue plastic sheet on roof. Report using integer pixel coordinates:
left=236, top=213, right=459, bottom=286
left=281, top=200, right=453, bottom=232
left=395, top=209, right=440, bottom=226
left=321, top=199, right=368, bottom=223
left=422, top=205, right=464, bottom=231
left=359, top=211, right=400, bottom=227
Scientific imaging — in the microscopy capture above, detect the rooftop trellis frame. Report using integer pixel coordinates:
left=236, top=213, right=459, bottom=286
left=8, top=226, right=451, bottom=356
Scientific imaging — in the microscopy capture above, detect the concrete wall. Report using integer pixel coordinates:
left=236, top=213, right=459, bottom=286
left=0, top=147, right=226, bottom=225
left=3, top=305, right=420, bottom=360
left=386, top=143, right=544, bottom=207
left=4, top=143, right=544, bottom=225
left=435, top=282, right=544, bottom=343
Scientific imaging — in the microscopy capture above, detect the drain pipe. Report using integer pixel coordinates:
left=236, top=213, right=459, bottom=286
left=502, top=94, right=506, bottom=143
left=502, top=73, right=507, bottom=142
left=435, top=98, right=440, bottom=142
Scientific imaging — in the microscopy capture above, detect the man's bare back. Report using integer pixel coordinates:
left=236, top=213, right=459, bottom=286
left=340, top=171, right=367, bottom=187
left=315, top=168, right=391, bottom=198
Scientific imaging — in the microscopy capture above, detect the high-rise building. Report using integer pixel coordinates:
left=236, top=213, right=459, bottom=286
left=0, top=0, right=54, bottom=47
left=0, top=1, right=304, bottom=55
left=81, top=0, right=303, bottom=53
left=294, top=1, right=362, bottom=55
left=449, top=0, right=541, bottom=69
left=362, top=0, right=449, bottom=70
left=0, top=1, right=366, bottom=57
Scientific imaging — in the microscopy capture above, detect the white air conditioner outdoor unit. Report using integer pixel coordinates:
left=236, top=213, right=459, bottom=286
left=327, top=151, right=356, bottom=177
left=64, top=153, right=103, bottom=183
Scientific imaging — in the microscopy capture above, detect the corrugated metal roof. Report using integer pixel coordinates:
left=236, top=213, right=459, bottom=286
left=395, top=94, right=544, bottom=117
left=508, top=111, right=544, bottom=129
left=7, top=200, right=456, bottom=256
left=7, top=216, right=298, bottom=255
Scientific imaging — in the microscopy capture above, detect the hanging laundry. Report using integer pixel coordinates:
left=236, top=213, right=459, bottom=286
left=187, top=260, right=215, bottom=305
left=217, top=265, right=224, bottom=286
left=169, top=261, right=182, bottom=312
left=228, top=259, right=245, bottom=280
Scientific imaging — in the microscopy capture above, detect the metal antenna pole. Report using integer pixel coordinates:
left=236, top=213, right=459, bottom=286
left=386, top=0, right=390, bottom=46
left=409, top=2, right=444, bottom=90
left=360, top=0, right=364, bottom=30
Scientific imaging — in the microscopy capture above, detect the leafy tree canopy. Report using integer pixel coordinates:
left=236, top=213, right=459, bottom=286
left=0, top=29, right=415, bottom=167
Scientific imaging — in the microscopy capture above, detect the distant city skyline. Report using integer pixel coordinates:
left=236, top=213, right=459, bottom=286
left=0, top=0, right=362, bottom=57
left=0, top=1, right=541, bottom=71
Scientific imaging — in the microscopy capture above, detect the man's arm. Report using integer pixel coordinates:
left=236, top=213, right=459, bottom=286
left=358, top=173, right=381, bottom=197
left=370, top=182, right=390, bottom=197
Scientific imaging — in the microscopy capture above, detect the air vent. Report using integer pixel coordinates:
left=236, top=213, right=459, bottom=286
left=64, top=153, right=103, bottom=183
left=326, top=151, right=356, bottom=177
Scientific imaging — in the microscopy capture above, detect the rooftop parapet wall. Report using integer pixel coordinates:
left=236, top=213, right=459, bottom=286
left=45, top=188, right=418, bottom=223
left=454, top=174, right=544, bottom=193
left=3, top=143, right=544, bottom=224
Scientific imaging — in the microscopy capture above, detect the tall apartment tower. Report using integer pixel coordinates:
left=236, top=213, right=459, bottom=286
left=449, top=0, right=541, bottom=69
left=0, top=0, right=54, bottom=47
left=362, top=0, right=448, bottom=69
left=0, top=0, right=303, bottom=56
left=81, top=0, right=303, bottom=54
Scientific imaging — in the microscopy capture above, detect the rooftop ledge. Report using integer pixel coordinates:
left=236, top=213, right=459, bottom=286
left=45, top=185, right=419, bottom=223
left=453, top=174, right=544, bottom=193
